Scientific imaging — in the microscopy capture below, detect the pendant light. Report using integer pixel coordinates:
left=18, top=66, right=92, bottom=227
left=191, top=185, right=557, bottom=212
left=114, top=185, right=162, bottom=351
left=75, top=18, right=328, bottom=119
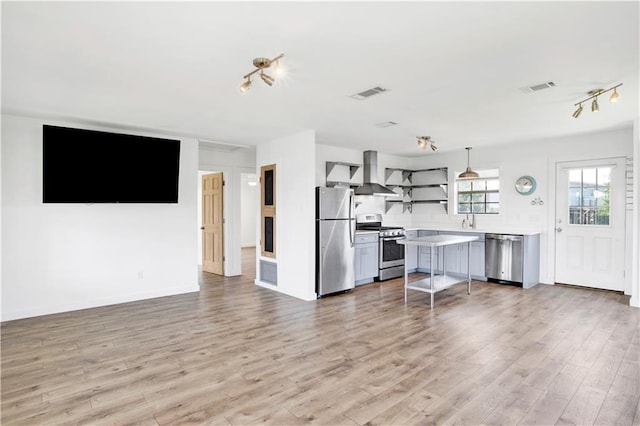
left=458, top=147, right=479, bottom=180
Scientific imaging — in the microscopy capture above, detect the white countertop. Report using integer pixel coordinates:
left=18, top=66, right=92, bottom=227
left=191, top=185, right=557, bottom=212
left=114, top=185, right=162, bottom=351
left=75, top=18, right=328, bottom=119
left=399, top=234, right=479, bottom=247
left=404, top=226, right=540, bottom=236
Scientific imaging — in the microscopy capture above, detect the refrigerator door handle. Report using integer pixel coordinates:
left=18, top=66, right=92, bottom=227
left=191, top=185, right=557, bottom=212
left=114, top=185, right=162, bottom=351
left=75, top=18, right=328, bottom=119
left=348, top=192, right=354, bottom=247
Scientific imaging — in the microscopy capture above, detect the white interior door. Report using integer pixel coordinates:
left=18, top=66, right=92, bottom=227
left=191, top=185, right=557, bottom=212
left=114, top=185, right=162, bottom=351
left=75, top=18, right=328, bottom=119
left=555, top=158, right=626, bottom=290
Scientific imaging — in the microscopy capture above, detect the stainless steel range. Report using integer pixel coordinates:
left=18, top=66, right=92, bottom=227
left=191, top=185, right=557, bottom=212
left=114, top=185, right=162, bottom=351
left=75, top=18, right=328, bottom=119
left=356, top=214, right=406, bottom=281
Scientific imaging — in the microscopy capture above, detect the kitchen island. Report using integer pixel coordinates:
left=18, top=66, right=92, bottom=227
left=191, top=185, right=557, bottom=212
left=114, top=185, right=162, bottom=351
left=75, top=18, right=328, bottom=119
left=399, top=234, right=479, bottom=308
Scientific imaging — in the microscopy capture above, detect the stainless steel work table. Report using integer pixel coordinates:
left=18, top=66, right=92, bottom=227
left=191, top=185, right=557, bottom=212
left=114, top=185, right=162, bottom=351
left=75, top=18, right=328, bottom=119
left=398, top=234, right=479, bottom=308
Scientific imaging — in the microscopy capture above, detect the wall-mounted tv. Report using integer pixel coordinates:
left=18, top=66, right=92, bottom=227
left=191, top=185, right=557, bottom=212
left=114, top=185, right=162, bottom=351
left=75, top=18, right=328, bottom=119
left=43, top=125, right=180, bottom=203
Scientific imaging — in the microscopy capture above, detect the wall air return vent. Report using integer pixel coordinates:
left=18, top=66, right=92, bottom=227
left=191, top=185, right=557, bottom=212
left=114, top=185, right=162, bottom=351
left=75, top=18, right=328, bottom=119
left=350, top=86, right=388, bottom=100
left=520, top=81, right=556, bottom=94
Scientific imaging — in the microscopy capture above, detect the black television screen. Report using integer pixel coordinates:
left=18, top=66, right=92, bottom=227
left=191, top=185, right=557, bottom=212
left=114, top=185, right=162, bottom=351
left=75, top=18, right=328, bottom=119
left=43, top=125, right=180, bottom=203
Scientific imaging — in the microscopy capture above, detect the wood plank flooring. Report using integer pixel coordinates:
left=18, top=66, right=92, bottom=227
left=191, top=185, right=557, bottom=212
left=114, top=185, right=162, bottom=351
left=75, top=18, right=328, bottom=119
left=2, top=247, right=639, bottom=425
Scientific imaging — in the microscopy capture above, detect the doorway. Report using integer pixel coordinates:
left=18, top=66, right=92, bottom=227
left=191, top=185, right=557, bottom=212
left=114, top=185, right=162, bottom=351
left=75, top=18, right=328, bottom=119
left=555, top=158, right=626, bottom=290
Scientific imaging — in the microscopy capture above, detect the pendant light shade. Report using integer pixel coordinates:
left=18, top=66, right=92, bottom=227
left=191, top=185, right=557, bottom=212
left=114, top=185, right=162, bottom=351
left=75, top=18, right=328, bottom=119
left=458, top=147, right=479, bottom=180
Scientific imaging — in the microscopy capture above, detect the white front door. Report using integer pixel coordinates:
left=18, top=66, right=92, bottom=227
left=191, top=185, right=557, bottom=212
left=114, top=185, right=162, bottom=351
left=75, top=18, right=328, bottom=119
left=555, top=158, right=626, bottom=290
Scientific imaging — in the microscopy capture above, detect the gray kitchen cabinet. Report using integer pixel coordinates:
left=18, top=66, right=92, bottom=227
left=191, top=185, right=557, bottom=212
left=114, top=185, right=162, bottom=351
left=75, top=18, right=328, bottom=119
left=355, top=233, right=378, bottom=285
left=417, top=230, right=439, bottom=273
left=405, top=230, right=418, bottom=272
left=438, top=231, right=486, bottom=280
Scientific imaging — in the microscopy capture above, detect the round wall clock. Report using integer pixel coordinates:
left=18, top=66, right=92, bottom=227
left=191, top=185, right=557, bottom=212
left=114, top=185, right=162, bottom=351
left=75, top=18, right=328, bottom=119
left=515, top=175, right=536, bottom=195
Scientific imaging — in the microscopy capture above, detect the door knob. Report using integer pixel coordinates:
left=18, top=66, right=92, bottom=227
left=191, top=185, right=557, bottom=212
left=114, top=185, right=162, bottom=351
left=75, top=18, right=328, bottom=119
left=556, top=227, right=563, bottom=232
left=200, top=226, right=205, bottom=230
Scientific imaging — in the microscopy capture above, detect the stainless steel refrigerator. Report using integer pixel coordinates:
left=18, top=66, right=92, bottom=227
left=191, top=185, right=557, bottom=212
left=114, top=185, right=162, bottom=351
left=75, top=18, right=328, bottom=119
left=316, top=186, right=356, bottom=297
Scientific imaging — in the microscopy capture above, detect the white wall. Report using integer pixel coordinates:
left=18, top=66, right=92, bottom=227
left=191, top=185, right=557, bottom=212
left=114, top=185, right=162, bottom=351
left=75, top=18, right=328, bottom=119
left=316, top=126, right=636, bottom=303
left=1, top=114, right=199, bottom=321
left=240, top=173, right=258, bottom=247
left=198, top=147, right=255, bottom=276
left=256, top=130, right=316, bottom=301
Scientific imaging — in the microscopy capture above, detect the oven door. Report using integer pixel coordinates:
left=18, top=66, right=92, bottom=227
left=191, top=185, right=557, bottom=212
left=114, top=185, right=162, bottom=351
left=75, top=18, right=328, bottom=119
left=379, top=236, right=405, bottom=268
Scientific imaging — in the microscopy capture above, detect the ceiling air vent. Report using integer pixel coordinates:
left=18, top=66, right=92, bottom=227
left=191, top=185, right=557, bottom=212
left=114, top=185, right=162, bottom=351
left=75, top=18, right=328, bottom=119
left=520, top=81, right=556, bottom=94
left=374, top=121, right=398, bottom=128
left=350, top=86, right=388, bottom=100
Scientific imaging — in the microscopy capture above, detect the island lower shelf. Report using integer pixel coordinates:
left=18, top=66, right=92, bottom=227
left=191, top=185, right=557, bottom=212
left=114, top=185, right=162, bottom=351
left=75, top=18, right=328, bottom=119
left=406, top=274, right=468, bottom=293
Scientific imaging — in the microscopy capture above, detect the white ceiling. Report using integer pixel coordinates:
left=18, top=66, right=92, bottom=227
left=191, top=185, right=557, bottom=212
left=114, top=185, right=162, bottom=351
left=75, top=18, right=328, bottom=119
left=2, top=1, right=639, bottom=156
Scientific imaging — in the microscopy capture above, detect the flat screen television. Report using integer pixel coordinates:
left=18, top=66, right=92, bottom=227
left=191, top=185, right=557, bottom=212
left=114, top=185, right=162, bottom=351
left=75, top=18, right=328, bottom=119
left=43, top=125, right=180, bottom=203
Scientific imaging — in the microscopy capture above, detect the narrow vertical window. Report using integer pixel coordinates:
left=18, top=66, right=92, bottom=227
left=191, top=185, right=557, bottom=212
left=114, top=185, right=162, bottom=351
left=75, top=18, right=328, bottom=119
left=261, top=164, right=276, bottom=258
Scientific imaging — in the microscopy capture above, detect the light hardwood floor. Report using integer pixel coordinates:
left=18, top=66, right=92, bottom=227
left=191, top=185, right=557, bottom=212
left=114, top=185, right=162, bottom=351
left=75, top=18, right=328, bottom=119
left=2, top=247, right=639, bottom=425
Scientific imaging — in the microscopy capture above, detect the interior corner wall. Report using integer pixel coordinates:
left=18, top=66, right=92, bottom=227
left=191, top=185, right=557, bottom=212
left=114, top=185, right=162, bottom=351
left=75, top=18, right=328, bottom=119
left=1, top=114, right=199, bottom=321
left=256, top=130, right=316, bottom=301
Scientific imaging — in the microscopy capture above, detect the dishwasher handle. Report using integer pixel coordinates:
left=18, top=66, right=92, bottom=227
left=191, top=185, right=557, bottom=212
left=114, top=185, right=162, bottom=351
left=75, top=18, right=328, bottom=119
left=486, top=233, right=523, bottom=242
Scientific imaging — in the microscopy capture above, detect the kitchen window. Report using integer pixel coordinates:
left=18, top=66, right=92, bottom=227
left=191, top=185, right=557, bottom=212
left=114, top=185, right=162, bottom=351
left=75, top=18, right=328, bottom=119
left=456, top=169, right=499, bottom=214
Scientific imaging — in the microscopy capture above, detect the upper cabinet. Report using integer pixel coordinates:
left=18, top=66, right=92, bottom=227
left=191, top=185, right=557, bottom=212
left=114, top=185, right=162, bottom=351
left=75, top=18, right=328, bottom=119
left=325, top=161, right=362, bottom=188
left=384, top=167, right=449, bottom=213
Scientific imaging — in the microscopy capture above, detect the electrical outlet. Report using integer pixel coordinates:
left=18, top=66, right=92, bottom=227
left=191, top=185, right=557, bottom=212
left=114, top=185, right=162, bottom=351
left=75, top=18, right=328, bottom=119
left=137, top=271, right=144, bottom=280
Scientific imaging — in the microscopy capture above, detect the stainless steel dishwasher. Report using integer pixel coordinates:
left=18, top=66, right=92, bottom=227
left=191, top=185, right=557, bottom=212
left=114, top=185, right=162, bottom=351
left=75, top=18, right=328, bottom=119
left=485, top=233, right=523, bottom=284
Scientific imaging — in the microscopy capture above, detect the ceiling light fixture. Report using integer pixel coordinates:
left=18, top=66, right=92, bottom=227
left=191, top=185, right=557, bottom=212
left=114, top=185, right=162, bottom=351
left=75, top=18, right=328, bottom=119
left=458, top=147, right=479, bottom=180
left=572, top=83, right=622, bottom=118
left=239, top=53, right=284, bottom=93
left=417, top=136, right=437, bottom=151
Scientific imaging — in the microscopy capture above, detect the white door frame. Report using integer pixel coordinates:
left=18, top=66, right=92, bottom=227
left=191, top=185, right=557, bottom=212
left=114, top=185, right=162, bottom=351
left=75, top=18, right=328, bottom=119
left=554, top=157, right=626, bottom=290
left=546, top=155, right=631, bottom=293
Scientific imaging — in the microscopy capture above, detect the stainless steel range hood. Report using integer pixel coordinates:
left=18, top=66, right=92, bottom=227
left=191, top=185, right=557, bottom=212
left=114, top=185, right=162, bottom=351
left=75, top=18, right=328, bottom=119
left=354, top=150, right=398, bottom=196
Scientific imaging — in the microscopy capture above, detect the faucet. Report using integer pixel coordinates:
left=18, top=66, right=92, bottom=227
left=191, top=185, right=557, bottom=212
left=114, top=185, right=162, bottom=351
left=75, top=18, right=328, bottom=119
left=470, top=213, right=476, bottom=229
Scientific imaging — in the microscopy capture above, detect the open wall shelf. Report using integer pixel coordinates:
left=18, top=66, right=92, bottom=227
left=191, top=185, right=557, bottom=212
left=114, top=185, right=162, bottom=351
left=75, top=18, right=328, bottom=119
left=326, top=161, right=362, bottom=188
left=384, top=167, right=449, bottom=213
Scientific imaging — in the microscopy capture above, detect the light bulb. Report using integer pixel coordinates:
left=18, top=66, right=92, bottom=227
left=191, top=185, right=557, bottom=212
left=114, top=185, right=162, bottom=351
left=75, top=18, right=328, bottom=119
left=273, top=59, right=285, bottom=76
left=240, top=78, right=252, bottom=93
left=609, top=87, right=619, bottom=103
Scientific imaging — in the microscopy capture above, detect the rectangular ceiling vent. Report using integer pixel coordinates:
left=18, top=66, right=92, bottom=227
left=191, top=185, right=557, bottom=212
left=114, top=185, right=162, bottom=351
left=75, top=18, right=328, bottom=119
left=350, top=86, right=388, bottom=100
left=198, top=139, right=249, bottom=152
left=374, top=121, right=399, bottom=128
left=520, top=81, right=556, bottom=94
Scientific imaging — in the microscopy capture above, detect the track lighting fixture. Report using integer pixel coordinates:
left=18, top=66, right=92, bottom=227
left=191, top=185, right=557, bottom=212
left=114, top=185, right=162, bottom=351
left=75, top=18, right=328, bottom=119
left=458, top=147, right=479, bottom=180
left=572, top=83, right=622, bottom=118
left=417, top=136, right=437, bottom=151
left=239, top=53, right=284, bottom=93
